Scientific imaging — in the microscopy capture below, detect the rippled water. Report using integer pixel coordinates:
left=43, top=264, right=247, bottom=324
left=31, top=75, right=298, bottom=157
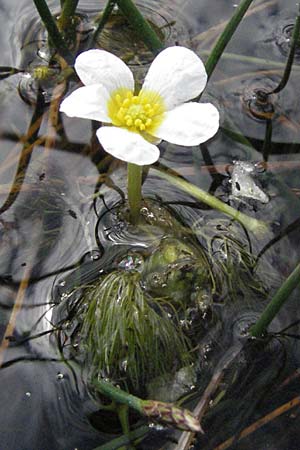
left=1, top=1, right=300, bottom=449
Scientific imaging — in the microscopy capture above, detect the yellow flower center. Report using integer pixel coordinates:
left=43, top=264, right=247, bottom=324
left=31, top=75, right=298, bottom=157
left=108, top=88, right=165, bottom=135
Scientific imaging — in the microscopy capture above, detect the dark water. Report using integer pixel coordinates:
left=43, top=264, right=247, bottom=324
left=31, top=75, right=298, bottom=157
left=1, top=1, right=300, bottom=449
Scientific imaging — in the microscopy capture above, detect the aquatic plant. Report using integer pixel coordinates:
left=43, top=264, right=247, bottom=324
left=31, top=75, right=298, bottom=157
left=59, top=46, right=219, bottom=222
left=60, top=46, right=219, bottom=164
left=79, top=269, right=192, bottom=390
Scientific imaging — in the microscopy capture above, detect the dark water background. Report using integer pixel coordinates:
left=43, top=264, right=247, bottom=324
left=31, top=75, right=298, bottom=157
left=1, top=1, right=300, bottom=449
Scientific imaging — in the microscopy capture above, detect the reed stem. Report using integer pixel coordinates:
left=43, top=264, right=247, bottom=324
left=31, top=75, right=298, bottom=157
left=271, top=5, right=300, bottom=94
left=116, top=0, right=163, bottom=52
left=32, top=0, right=73, bottom=63
left=59, top=0, right=79, bottom=30
left=205, top=0, right=255, bottom=79
left=93, top=0, right=118, bottom=43
left=250, top=262, right=300, bottom=338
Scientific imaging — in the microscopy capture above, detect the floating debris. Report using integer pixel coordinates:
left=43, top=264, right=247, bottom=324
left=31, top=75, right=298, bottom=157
left=231, top=161, right=269, bottom=204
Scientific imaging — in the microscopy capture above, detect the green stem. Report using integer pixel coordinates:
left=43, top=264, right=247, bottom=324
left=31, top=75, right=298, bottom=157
left=33, top=0, right=73, bottom=64
left=93, top=0, right=117, bottom=43
left=127, top=163, right=142, bottom=225
left=93, top=379, right=200, bottom=432
left=59, top=0, right=79, bottom=30
left=271, top=6, right=300, bottom=94
left=93, top=379, right=143, bottom=413
left=153, top=168, right=269, bottom=237
left=118, top=405, right=135, bottom=450
left=205, top=0, right=255, bottom=79
left=250, top=262, right=300, bottom=338
left=91, top=426, right=149, bottom=450
left=116, top=0, right=163, bottom=52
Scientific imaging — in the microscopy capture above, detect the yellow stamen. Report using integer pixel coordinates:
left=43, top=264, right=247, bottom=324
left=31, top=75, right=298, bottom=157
left=107, top=88, right=165, bottom=137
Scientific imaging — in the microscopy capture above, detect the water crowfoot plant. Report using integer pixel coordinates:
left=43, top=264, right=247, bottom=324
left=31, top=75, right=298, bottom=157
left=60, top=46, right=219, bottom=222
left=79, top=270, right=191, bottom=389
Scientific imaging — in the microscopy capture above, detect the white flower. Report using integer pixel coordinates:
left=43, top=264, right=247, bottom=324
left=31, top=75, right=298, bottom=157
left=60, top=46, right=219, bottom=166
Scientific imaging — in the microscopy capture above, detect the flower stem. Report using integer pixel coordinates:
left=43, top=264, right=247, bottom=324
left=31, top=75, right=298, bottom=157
left=58, top=0, right=79, bottom=30
left=153, top=168, right=269, bottom=237
left=116, top=0, right=164, bottom=52
left=32, top=0, right=74, bottom=64
left=93, top=379, right=144, bottom=413
left=205, top=0, right=255, bottom=79
left=250, top=262, right=300, bottom=338
left=92, top=379, right=201, bottom=432
left=127, top=163, right=142, bottom=225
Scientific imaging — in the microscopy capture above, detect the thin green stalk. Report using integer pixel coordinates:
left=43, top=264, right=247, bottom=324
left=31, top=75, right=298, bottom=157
left=127, top=163, right=142, bottom=225
left=117, top=405, right=135, bottom=450
left=205, top=0, right=255, bottom=79
left=92, top=379, right=201, bottom=432
left=33, top=0, right=73, bottom=64
left=271, top=6, right=300, bottom=94
left=93, top=379, right=144, bottom=413
left=153, top=168, right=269, bottom=237
left=93, top=0, right=117, bottom=44
left=250, top=262, right=300, bottom=338
left=116, top=0, right=163, bottom=52
left=59, top=0, right=79, bottom=30
left=92, top=426, right=149, bottom=450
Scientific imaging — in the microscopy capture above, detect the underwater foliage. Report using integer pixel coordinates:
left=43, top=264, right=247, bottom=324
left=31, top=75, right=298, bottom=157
left=79, top=269, right=192, bottom=390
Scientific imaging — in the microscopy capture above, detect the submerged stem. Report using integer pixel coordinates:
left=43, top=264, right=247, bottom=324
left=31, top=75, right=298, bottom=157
left=127, top=163, right=142, bottom=224
left=205, top=0, right=255, bottom=79
left=93, top=379, right=200, bottom=432
left=93, top=379, right=144, bottom=413
left=116, top=0, right=163, bottom=52
left=59, top=0, right=79, bottom=30
left=92, top=426, right=149, bottom=450
left=32, top=0, right=73, bottom=63
left=153, top=168, right=269, bottom=237
left=250, top=262, right=300, bottom=338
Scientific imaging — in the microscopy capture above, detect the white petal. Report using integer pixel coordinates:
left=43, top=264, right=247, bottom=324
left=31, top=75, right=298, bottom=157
left=141, top=46, right=207, bottom=110
left=75, top=49, right=134, bottom=93
left=96, top=127, right=160, bottom=165
left=153, top=102, right=219, bottom=146
left=60, top=84, right=111, bottom=122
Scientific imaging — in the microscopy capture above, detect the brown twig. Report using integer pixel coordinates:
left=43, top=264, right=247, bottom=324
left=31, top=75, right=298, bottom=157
left=213, top=396, right=300, bottom=450
left=173, top=343, right=243, bottom=450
